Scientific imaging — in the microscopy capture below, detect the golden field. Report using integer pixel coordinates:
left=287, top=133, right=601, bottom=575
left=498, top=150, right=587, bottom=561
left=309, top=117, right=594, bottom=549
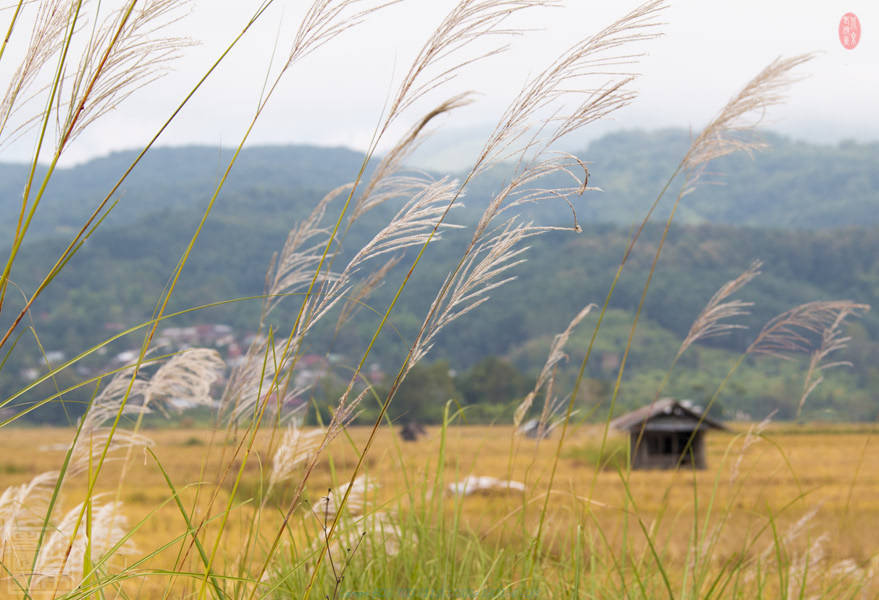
left=1, top=423, right=878, bottom=598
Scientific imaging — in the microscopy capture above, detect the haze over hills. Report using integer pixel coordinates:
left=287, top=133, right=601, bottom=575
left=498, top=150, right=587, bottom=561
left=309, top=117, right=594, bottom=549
left=2, top=129, right=878, bottom=423
left=405, top=119, right=879, bottom=173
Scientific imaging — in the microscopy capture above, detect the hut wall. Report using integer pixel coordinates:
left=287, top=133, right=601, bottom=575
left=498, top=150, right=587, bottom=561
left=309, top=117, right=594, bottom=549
left=629, top=430, right=706, bottom=470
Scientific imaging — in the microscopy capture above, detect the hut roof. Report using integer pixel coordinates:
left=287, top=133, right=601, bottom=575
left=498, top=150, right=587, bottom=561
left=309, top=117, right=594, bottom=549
left=610, top=398, right=727, bottom=433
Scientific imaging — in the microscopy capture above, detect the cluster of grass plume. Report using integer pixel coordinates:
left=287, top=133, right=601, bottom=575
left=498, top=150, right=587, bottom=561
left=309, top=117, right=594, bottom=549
left=0, top=0, right=874, bottom=598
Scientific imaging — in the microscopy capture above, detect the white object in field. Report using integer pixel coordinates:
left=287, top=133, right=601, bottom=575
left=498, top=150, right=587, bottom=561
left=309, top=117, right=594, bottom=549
left=448, top=475, right=525, bottom=497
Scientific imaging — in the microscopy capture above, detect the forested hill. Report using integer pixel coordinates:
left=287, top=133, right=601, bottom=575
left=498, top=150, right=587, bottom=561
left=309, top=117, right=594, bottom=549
left=464, top=129, right=879, bottom=229
left=2, top=129, right=878, bottom=423
left=2, top=129, right=878, bottom=236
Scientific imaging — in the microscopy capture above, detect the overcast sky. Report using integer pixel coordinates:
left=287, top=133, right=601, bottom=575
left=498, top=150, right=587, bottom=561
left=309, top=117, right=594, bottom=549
left=2, top=0, right=877, bottom=166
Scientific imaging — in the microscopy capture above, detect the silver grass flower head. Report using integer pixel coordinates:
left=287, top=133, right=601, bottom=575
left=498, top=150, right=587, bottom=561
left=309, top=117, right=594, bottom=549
left=313, top=475, right=375, bottom=522
left=32, top=500, right=135, bottom=589
left=475, top=0, right=665, bottom=173
left=145, top=347, right=225, bottom=412
left=796, top=305, right=869, bottom=418
left=334, top=254, right=402, bottom=334
left=79, top=368, right=150, bottom=436
left=285, top=0, right=396, bottom=70
left=311, top=510, right=402, bottom=566
left=265, top=183, right=353, bottom=317
left=382, top=0, right=560, bottom=129
left=472, top=155, right=592, bottom=244
left=325, top=387, right=369, bottom=445
left=676, top=260, right=762, bottom=360
left=0, top=0, right=70, bottom=148
left=515, top=303, right=594, bottom=427
left=351, top=93, right=473, bottom=224
left=59, top=0, right=196, bottom=150
left=0, top=471, right=59, bottom=563
left=69, top=429, right=155, bottom=478
left=343, top=177, right=462, bottom=277
left=729, top=409, right=775, bottom=484
left=221, top=334, right=282, bottom=414
left=747, top=301, right=869, bottom=358
left=414, top=219, right=535, bottom=369
left=536, top=395, right=579, bottom=439
left=682, top=54, right=814, bottom=190
left=221, top=334, right=311, bottom=426
left=268, top=425, right=325, bottom=493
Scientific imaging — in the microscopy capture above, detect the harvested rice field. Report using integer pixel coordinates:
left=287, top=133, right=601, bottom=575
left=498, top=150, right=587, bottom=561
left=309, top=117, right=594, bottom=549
left=1, top=424, right=877, bottom=598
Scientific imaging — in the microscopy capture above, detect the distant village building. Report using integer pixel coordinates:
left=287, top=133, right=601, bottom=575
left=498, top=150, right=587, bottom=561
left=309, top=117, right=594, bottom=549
left=366, top=363, right=385, bottom=384
left=19, top=367, right=39, bottom=382
left=44, top=350, right=66, bottom=364
left=293, top=355, right=330, bottom=389
left=610, top=398, right=727, bottom=470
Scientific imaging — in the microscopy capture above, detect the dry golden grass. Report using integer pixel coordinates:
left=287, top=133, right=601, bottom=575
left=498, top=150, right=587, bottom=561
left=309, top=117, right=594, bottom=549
left=0, top=423, right=877, bottom=597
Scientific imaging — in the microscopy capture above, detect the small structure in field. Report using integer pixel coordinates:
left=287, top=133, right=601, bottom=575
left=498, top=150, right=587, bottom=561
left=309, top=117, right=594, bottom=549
left=610, top=398, right=726, bottom=470
left=399, top=420, right=426, bottom=442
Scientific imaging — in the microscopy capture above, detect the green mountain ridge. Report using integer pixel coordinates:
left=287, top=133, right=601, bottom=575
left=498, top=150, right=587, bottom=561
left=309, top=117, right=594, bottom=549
left=2, top=129, right=878, bottom=423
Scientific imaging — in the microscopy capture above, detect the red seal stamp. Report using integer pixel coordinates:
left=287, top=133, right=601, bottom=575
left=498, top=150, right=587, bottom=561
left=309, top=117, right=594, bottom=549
left=839, top=12, right=861, bottom=50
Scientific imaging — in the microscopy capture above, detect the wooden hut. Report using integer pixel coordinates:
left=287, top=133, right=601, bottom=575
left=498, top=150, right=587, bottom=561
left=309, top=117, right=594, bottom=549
left=610, top=398, right=726, bottom=470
